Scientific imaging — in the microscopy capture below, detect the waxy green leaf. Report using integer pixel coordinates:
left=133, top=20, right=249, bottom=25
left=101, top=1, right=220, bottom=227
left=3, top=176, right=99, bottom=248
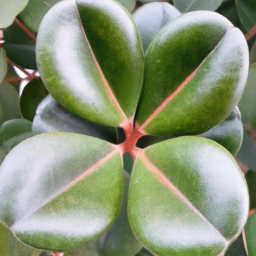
left=245, top=170, right=256, bottom=209
left=36, top=0, right=144, bottom=127
left=20, top=78, right=48, bottom=121
left=136, top=11, right=248, bottom=136
left=225, top=234, right=247, bottom=256
left=132, top=2, right=181, bottom=52
left=0, top=49, right=7, bottom=84
left=0, top=133, right=123, bottom=251
left=32, top=95, right=117, bottom=144
left=245, top=213, right=256, bottom=255
left=0, top=0, right=28, bottom=29
left=128, top=136, right=249, bottom=256
left=173, top=0, right=222, bottom=12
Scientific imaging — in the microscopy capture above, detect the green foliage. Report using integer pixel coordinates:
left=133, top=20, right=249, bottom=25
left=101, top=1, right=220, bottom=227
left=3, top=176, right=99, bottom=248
left=173, top=0, right=222, bottom=12
left=0, top=49, right=7, bottom=84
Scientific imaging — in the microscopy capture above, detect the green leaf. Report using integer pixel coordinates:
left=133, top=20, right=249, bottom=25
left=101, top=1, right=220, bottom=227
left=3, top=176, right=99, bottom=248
left=237, top=129, right=256, bottom=172
left=235, top=0, right=256, bottom=31
left=32, top=95, right=118, bottom=144
left=0, top=222, right=41, bottom=256
left=128, top=136, right=249, bottom=256
left=3, top=22, right=36, bottom=70
left=0, top=133, right=123, bottom=251
left=0, top=49, right=7, bottom=84
left=245, top=213, right=256, bottom=255
left=173, top=0, right=222, bottom=12
left=123, top=152, right=134, bottom=174
left=0, top=119, right=32, bottom=154
left=225, top=234, right=247, bottom=256
left=0, top=83, right=21, bottom=126
left=250, top=41, right=256, bottom=64
left=135, top=248, right=154, bottom=256
left=132, top=2, right=181, bottom=52
left=64, top=244, right=98, bottom=256
left=20, top=78, right=48, bottom=121
left=96, top=172, right=142, bottom=256
left=136, top=11, right=248, bottom=136
left=4, top=64, right=21, bottom=91
left=238, top=64, right=256, bottom=126
left=36, top=0, right=144, bottom=127
left=199, top=106, right=243, bottom=155
left=245, top=170, right=256, bottom=209
left=118, top=0, right=136, bottom=13
left=0, top=0, right=29, bottom=29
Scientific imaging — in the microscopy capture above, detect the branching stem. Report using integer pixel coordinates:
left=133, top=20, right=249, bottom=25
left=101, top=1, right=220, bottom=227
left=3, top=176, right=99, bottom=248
left=245, top=24, right=256, bottom=41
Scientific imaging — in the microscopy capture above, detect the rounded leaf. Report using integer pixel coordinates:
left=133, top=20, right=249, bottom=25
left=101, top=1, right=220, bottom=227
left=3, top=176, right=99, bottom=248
left=173, top=0, right=222, bottom=12
left=132, top=2, right=181, bottom=52
left=128, top=136, right=249, bottom=256
left=0, top=49, right=7, bottom=84
left=0, top=133, right=123, bottom=251
left=245, top=213, right=256, bottom=255
left=36, top=0, right=144, bottom=127
left=135, top=11, right=249, bottom=136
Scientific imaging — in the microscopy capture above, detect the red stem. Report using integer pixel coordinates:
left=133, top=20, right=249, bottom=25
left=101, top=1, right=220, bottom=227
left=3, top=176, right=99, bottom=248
left=245, top=24, right=256, bottom=41
left=3, top=77, right=24, bottom=83
left=14, top=18, right=37, bottom=43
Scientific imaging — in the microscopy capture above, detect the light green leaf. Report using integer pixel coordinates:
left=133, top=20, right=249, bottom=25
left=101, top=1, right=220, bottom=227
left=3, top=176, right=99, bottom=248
left=173, top=0, right=222, bottom=12
left=0, top=49, right=7, bottom=84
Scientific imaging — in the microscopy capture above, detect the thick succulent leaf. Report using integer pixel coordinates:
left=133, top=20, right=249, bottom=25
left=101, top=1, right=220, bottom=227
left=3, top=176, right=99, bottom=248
left=238, top=64, right=256, bottom=127
left=20, top=78, right=48, bottom=121
left=245, top=170, right=256, bottom=209
left=128, top=136, right=249, bottom=256
left=173, top=0, right=222, bottom=12
left=200, top=106, right=243, bottom=155
left=0, top=119, right=32, bottom=154
left=132, top=2, right=181, bottom=52
left=225, top=234, right=247, bottom=256
left=3, top=22, right=36, bottom=70
left=0, top=49, right=7, bottom=84
left=237, top=129, right=256, bottom=172
left=0, top=83, right=21, bottom=126
left=32, top=95, right=117, bottom=144
left=36, top=0, right=144, bottom=127
left=0, top=0, right=28, bottom=29
left=136, top=248, right=154, bottom=256
left=235, top=0, right=256, bottom=31
left=135, top=11, right=248, bottom=136
left=245, top=213, right=256, bottom=255
left=0, top=222, right=41, bottom=256
left=96, top=172, right=142, bottom=256
left=0, top=133, right=123, bottom=251
left=64, top=244, right=98, bottom=256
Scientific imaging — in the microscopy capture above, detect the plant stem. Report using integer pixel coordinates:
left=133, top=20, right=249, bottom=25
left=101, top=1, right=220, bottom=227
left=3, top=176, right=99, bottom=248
left=14, top=18, right=37, bottom=43
left=245, top=24, right=256, bottom=41
left=3, top=77, right=24, bottom=83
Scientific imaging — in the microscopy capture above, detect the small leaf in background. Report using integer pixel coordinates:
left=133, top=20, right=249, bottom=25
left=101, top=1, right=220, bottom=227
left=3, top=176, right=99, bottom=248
left=0, top=0, right=29, bottom=29
left=0, top=83, right=21, bottom=126
left=0, top=133, right=123, bottom=251
left=3, top=22, right=36, bottom=70
left=64, top=243, right=98, bottom=256
left=224, top=234, right=247, bottom=256
left=96, top=172, right=142, bottom=256
left=245, top=213, right=256, bottom=255
left=237, top=129, right=256, bottom=172
left=199, top=106, right=243, bottom=155
left=0, top=49, right=7, bottom=84
left=235, top=0, right=256, bottom=31
left=0, top=221, right=41, bottom=256
left=132, top=2, right=181, bottom=52
left=173, top=0, right=222, bottom=12
left=32, top=95, right=118, bottom=144
left=128, top=137, right=249, bottom=256
left=245, top=170, right=256, bottom=209
left=238, top=64, right=256, bottom=126
left=4, top=64, right=21, bottom=91
left=20, top=77, right=48, bottom=121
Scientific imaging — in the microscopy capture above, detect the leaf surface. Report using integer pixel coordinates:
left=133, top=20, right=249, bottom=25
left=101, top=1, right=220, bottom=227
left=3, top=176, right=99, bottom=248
left=245, top=213, right=256, bottom=255
left=0, top=49, right=7, bottom=84
left=173, top=0, right=222, bottom=12
left=245, top=170, right=256, bottom=209
left=224, top=234, right=247, bottom=256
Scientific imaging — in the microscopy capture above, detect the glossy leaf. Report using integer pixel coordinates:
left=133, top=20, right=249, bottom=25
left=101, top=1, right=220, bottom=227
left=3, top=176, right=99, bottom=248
left=225, top=234, right=247, bottom=256
left=236, top=0, right=256, bottom=31
left=200, top=107, right=243, bottom=155
left=0, top=222, right=41, bottom=256
left=173, top=0, right=222, bottom=12
left=32, top=95, right=117, bottom=144
left=3, top=22, right=36, bottom=70
left=0, top=133, right=123, bottom=251
left=237, top=129, right=256, bottom=172
left=132, top=2, right=181, bottom=52
left=0, top=119, right=32, bottom=154
left=20, top=78, right=48, bottom=121
left=0, top=83, right=21, bottom=126
left=0, top=0, right=28, bottom=29
left=36, top=0, right=144, bottom=127
left=245, top=170, right=256, bottom=209
left=0, top=49, right=7, bottom=84
left=64, top=244, right=98, bottom=256
left=245, top=213, right=256, bottom=255
left=238, top=64, right=256, bottom=126
left=96, top=172, right=142, bottom=256
left=135, top=11, right=248, bottom=136
left=128, top=136, right=249, bottom=256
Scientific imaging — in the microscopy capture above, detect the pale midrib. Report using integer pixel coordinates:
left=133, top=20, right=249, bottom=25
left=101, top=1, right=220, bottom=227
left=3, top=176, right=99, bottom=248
left=140, top=153, right=228, bottom=245
left=242, top=229, right=249, bottom=255
left=74, top=1, right=128, bottom=124
left=138, top=27, right=233, bottom=133
left=9, top=149, right=118, bottom=229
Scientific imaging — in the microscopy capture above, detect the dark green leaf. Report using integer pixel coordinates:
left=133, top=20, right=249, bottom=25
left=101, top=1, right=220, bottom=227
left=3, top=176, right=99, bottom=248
left=135, top=11, right=248, bottom=136
left=250, top=41, right=256, bottom=64
left=245, top=213, right=256, bottom=255
left=64, top=244, right=98, bottom=256
left=123, top=152, right=134, bottom=174
left=225, top=234, right=247, bottom=256
left=173, top=0, right=222, bottom=12
left=20, top=78, right=48, bottom=121
left=128, top=136, right=249, bottom=256
left=0, top=133, right=123, bottom=251
left=0, top=49, right=7, bottom=84
left=132, top=2, right=181, bottom=52
left=135, top=248, right=154, bottom=256
left=96, top=172, right=142, bottom=256
left=36, top=0, right=144, bottom=127
left=32, top=95, right=118, bottom=144
left=245, top=170, right=256, bottom=209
